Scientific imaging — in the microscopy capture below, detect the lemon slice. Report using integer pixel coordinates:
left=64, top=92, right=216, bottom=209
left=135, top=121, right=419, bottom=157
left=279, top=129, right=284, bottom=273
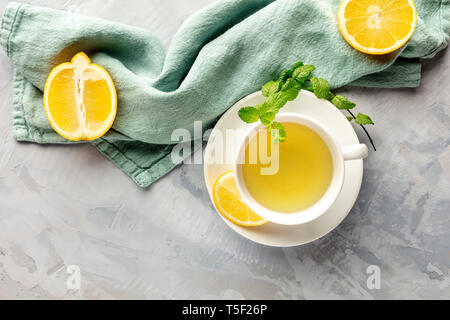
left=213, top=171, right=268, bottom=227
left=338, top=0, right=417, bottom=55
left=44, top=52, right=117, bottom=141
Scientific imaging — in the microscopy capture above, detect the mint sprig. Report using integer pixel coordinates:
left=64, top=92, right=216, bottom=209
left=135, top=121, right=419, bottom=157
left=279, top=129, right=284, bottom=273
left=238, top=61, right=376, bottom=150
left=355, top=113, right=374, bottom=125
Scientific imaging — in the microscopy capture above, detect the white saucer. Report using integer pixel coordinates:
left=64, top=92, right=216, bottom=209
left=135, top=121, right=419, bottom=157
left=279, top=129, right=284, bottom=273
left=203, top=90, right=364, bottom=247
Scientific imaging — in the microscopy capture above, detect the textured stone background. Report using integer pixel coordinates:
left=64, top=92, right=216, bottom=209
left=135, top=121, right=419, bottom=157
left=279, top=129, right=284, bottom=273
left=0, top=0, right=448, bottom=299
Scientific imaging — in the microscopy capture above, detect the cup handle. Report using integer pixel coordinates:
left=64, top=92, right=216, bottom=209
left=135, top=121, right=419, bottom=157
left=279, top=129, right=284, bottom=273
left=342, top=144, right=368, bottom=161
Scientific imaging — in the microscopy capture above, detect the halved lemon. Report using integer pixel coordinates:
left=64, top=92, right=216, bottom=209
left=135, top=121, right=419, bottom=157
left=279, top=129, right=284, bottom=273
left=44, top=52, right=117, bottom=141
left=213, top=171, right=268, bottom=227
left=337, top=0, right=417, bottom=55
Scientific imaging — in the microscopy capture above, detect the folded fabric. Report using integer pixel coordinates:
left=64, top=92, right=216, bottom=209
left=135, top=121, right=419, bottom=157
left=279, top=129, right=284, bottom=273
left=1, top=0, right=449, bottom=187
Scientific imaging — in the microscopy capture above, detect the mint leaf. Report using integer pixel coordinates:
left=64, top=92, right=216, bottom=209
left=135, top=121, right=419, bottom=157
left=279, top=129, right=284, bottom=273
left=331, top=95, right=356, bottom=110
left=311, top=77, right=330, bottom=99
left=301, top=81, right=313, bottom=92
left=260, top=112, right=276, bottom=125
left=292, top=61, right=304, bottom=69
left=281, top=78, right=302, bottom=101
left=262, top=80, right=279, bottom=97
left=278, top=69, right=293, bottom=88
left=355, top=113, right=374, bottom=125
left=270, top=122, right=286, bottom=143
left=292, top=65, right=315, bottom=82
left=262, top=92, right=289, bottom=113
left=326, top=91, right=335, bottom=101
left=347, top=117, right=353, bottom=122
left=281, top=78, right=299, bottom=91
left=238, top=106, right=260, bottom=123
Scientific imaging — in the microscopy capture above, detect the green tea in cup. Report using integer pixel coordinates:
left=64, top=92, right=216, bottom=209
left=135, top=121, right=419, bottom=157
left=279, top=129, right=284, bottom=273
left=241, top=122, right=333, bottom=213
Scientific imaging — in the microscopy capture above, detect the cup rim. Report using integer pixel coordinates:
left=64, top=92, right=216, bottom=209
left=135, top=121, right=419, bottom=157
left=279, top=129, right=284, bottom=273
left=234, top=113, right=346, bottom=226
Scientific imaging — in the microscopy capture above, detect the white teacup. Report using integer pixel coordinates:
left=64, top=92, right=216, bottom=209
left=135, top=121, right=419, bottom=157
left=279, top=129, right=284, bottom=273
left=234, top=113, right=368, bottom=226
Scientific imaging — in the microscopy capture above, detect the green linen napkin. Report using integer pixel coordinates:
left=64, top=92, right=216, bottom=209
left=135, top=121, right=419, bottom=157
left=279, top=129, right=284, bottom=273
left=1, top=0, right=449, bottom=187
